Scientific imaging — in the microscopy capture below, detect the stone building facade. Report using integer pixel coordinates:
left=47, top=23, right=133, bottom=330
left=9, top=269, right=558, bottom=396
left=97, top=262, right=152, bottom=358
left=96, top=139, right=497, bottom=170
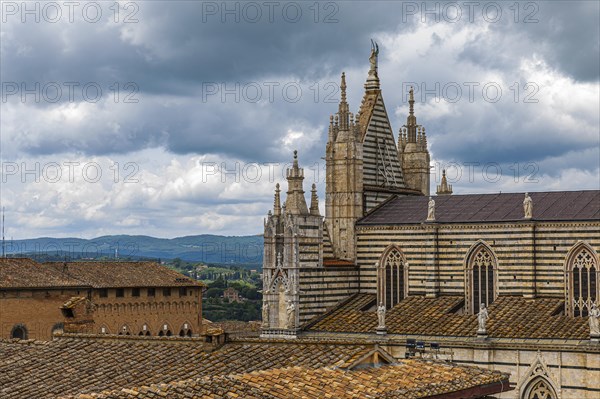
left=0, top=259, right=204, bottom=340
left=261, top=45, right=600, bottom=398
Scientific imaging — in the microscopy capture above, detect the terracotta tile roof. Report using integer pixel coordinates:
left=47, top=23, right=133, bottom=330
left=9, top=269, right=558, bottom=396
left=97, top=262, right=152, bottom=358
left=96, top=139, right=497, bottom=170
left=307, top=294, right=589, bottom=340
left=323, top=258, right=356, bottom=267
left=0, top=258, right=86, bottom=289
left=66, top=361, right=510, bottom=399
left=45, top=261, right=202, bottom=288
left=358, top=190, right=600, bottom=225
left=0, top=337, right=371, bottom=399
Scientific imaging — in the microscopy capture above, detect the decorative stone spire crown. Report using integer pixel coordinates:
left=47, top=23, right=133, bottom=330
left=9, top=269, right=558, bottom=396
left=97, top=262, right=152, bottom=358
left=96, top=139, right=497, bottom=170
left=338, top=72, right=349, bottom=131
left=436, top=170, right=453, bottom=195
left=310, top=183, right=320, bottom=216
left=284, top=150, right=309, bottom=215
left=273, top=183, right=282, bottom=215
left=406, top=86, right=418, bottom=142
left=365, top=39, right=380, bottom=91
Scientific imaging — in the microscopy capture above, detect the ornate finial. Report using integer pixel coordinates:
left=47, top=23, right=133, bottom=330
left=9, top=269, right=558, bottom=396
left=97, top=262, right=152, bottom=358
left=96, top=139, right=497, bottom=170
left=370, top=39, right=379, bottom=69
left=365, top=39, right=380, bottom=90
left=310, top=183, right=320, bottom=216
left=273, top=183, right=282, bottom=216
left=405, top=86, right=418, bottom=143
left=436, top=170, right=453, bottom=195
left=293, top=150, right=297, bottom=160
left=338, top=72, right=349, bottom=131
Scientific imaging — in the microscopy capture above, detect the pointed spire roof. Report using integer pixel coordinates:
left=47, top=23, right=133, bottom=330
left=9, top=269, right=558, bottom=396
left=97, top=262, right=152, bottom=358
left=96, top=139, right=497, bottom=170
left=338, top=72, right=349, bottom=131
left=405, top=86, right=418, bottom=143
left=357, top=40, right=382, bottom=138
left=310, top=183, right=320, bottom=216
left=355, top=42, right=406, bottom=197
left=436, top=170, right=453, bottom=195
left=284, top=150, right=309, bottom=215
left=273, top=183, right=282, bottom=216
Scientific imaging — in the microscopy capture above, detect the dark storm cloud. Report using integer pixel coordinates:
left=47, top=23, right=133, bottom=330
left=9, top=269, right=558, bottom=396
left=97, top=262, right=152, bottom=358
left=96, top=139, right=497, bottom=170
left=1, top=1, right=598, bottom=164
left=1, top=1, right=412, bottom=95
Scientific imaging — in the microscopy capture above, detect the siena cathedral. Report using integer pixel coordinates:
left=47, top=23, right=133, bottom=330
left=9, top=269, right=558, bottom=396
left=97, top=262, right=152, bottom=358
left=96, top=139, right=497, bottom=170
left=261, top=45, right=599, bottom=398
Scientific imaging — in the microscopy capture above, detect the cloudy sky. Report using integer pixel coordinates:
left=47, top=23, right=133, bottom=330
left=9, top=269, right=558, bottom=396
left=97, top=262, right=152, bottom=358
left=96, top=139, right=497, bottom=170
left=1, top=0, right=599, bottom=239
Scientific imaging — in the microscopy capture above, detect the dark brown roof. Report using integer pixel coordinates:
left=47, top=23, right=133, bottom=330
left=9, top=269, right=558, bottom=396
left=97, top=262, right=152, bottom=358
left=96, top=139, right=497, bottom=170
left=67, top=361, right=510, bottom=399
left=0, top=258, right=86, bottom=289
left=45, top=261, right=202, bottom=288
left=358, top=190, right=600, bottom=225
left=307, top=294, right=590, bottom=340
left=0, top=335, right=510, bottom=399
left=0, top=337, right=371, bottom=398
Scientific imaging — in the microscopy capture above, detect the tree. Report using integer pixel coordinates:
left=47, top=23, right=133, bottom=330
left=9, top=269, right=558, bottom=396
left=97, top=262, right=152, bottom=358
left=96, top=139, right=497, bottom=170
left=172, top=257, right=182, bottom=269
left=204, top=288, right=223, bottom=298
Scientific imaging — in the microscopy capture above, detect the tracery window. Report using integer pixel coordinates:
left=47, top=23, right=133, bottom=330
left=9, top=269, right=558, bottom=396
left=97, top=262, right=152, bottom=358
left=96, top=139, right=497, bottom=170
left=568, top=245, right=598, bottom=317
left=522, top=377, right=557, bottom=399
left=467, top=244, right=496, bottom=314
left=378, top=247, right=406, bottom=309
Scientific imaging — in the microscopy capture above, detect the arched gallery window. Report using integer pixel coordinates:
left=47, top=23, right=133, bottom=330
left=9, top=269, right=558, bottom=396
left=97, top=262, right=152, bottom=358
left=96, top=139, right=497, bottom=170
left=466, top=243, right=497, bottom=314
left=378, top=246, right=406, bottom=309
left=179, top=322, right=193, bottom=337
left=566, top=243, right=598, bottom=317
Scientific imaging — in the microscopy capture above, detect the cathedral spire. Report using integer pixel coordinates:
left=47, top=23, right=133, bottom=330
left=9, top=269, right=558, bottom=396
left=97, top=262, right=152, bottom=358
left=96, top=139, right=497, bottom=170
left=338, top=72, right=349, bottom=131
left=406, top=86, right=418, bottom=143
left=273, top=183, right=281, bottom=216
left=409, top=86, right=415, bottom=116
left=436, top=170, right=453, bottom=195
left=285, top=150, right=309, bottom=215
left=310, top=184, right=320, bottom=216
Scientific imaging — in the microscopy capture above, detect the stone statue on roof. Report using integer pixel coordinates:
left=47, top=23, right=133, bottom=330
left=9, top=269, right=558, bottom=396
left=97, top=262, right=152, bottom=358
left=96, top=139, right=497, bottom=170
left=427, top=197, right=435, bottom=221
left=523, top=193, right=533, bottom=219
left=377, top=302, right=386, bottom=329
left=369, top=39, right=379, bottom=73
left=590, top=303, right=600, bottom=338
left=262, top=302, right=269, bottom=328
left=477, top=303, right=489, bottom=335
left=286, top=300, right=296, bottom=329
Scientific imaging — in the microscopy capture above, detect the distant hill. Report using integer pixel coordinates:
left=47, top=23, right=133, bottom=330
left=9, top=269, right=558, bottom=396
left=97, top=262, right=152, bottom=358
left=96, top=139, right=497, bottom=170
left=3, top=234, right=264, bottom=265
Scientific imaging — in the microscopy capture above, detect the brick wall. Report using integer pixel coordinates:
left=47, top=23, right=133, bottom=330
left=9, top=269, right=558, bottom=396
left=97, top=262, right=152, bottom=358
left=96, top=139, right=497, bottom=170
left=0, top=288, right=83, bottom=340
left=0, top=285, right=203, bottom=340
left=92, top=286, right=202, bottom=337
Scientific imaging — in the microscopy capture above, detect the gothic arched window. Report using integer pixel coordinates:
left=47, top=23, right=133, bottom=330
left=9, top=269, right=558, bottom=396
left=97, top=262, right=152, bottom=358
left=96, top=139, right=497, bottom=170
left=466, top=244, right=497, bottom=314
left=522, top=377, right=557, bottom=399
left=378, top=247, right=406, bottom=309
left=567, top=244, right=598, bottom=317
